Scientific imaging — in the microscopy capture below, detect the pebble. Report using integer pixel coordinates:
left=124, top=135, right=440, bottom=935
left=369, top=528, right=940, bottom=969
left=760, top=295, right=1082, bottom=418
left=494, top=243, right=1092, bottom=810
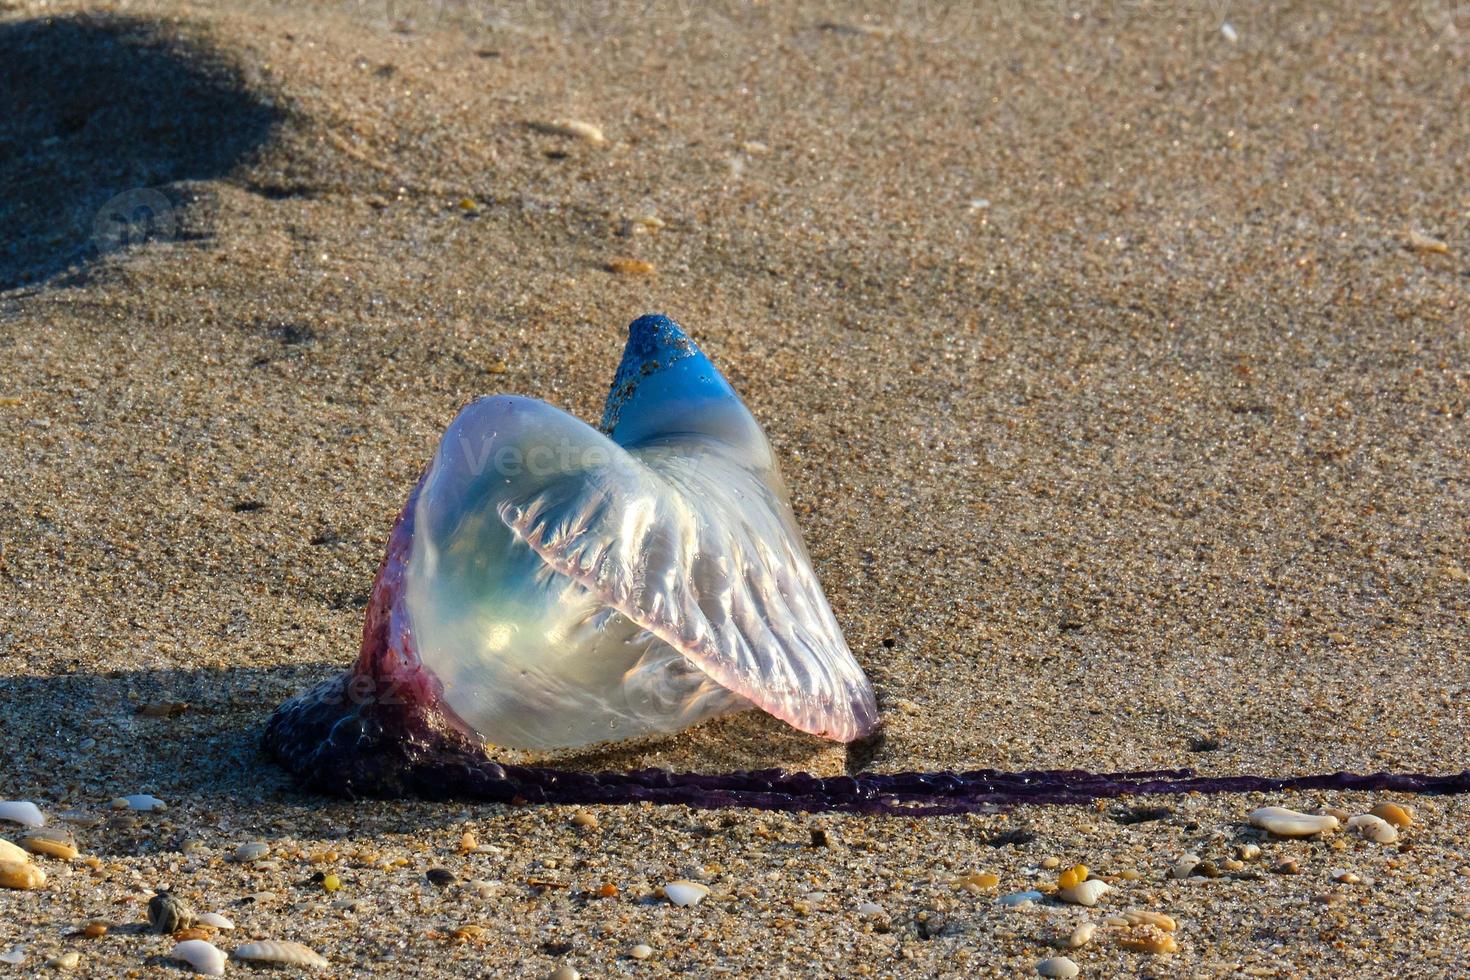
left=630, top=944, right=653, bottom=960
left=1036, top=955, right=1080, bottom=978
left=606, top=257, right=656, bottom=276
left=426, top=867, right=457, bottom=888
left=111, top=795, right=166, bottom=812
left=1040, top=856, right=1061, bottom=870
left=530, top=119, right=606, bottom=144
left=663, top=880, right=710, bottom=907
left=21, top=829, right=78, bottom=860
left=0, top=947, right=23, bottom=965
left=1406, top=229, right=1450, bottom=253
left=1238, top=843, right=1261, bottom=860
left=45, top=952, right=80, bottom=970
left=856, top=902, right=885, bottom=918
left=0, top=801, right=45, bottom=828
left=233, top=940, right=329, bottom=969
left=547, top=967, right=580, bottom=980
left=148, top=891, right=196, bottom=933
left=1058, top=880, right=1111, bottom=907
left=233, top=842, right=270, bottom=863
left=82, top=922, right=108, bottom=938
left=570, top=811, right=598, bottom=829
left=1248, top=806, right=1339, bottom=837
left=0, top=860, right=45, bottom=890
left=1370, top=803, right=1413, bottom=829
left=1346, top=814, right=1398, bottom=843
left=169, top=939, right=227, bottom=976
left=0, top=838, right=28, bottom=864
left=998, top=890, right=1045, bottom=907
left=1117, top=923, right=1179, bottom=954
left=1067, top=921, right=1097, bottom=948
left=1170, top=853, right=1201, bottom=879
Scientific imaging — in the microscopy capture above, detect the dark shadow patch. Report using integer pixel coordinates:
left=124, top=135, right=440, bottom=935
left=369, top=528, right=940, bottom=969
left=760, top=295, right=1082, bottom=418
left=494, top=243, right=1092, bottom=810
left=0, top=15, right=281, bottom=290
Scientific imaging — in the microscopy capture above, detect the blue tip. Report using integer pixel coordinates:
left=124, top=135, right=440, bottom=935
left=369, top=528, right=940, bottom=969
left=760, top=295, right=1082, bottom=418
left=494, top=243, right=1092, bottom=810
left=597, top=314, right=767, bottom=461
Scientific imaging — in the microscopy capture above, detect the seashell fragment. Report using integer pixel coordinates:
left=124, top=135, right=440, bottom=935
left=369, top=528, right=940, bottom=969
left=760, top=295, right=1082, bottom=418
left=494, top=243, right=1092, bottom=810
left=1248, top=806, right=1339, bottom=837
left=663, top=880, right=710, bottom=907
left=1057, top=879, right=1111, bottom=907
left=21, top=829, right=78, bottom=860
left=0, top=801, right=44, bottom=828
left=1369, top=802, right=1413, bottom=828
left=232, top=841, right=270, bottom=862
left=111, top=794, right=166, bottom=812
left=233, top=940, right=329, bottom=969
left=1067, top=921, right=1096, bottom=948
left=998, top=889, right=1044, bottom=907
left=1170, top=853, right=1201, bottom=879
left=1036, top=956, right=1080, bottom=978
left=529, top=119, right=605, bottom=144
left=0, top=838, right=28, bottom=864
left=0, top=860, right=45, bottom=890
left=0, top=947, right=24, bottom=965
left=169, top=940, right=227, bottom=976
left=1346, top=813, right=1399, bottom=843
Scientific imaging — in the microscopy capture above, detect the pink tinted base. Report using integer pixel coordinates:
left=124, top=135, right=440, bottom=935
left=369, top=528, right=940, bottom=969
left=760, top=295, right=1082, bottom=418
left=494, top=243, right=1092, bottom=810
left=263, top=491, right=1470, bottom=814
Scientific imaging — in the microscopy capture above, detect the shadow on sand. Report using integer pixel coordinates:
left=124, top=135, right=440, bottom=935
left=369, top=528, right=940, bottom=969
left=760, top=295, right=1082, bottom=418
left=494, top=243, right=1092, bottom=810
left=0, top=14, right=280, bottom=290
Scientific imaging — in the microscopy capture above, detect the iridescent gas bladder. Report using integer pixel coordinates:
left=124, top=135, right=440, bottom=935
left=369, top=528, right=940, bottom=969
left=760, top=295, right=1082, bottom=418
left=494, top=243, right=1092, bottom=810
left=401, top=314, right=879, bottom=750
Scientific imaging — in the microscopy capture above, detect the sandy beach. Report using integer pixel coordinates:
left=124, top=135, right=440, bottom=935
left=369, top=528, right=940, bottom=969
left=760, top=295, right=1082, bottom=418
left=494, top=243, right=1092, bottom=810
left=1, top=0, right=1467, bottom=975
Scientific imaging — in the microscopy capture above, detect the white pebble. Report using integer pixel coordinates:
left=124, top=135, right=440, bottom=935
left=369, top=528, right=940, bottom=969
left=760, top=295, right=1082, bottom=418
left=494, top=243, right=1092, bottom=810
left=547, top=967, right=579, bottom=980
left=1067, top=921, right=1097, bottom=948
left=169, top=940, right=226, bottom=976
left=0, top=802, right=44, bottom=828
left=232, top=842, right=270, bottom=862
left=663, top=880, right=710, bottom=907
left=1058, top=880, right=1111, bottom=907
left=112, top=794, right=166, bottom=812
left=1037, top=955, right=1080, bottom=978
left=630, top=944, right=653, bottom=960
left=1170, top=853, right=1201, bottom=879
left=1346, top=814, right=1399, bottom=844
left=1221, top=21, right=1238, bottom=42
left=856, top=901, right=885, bottom=917
left=1248, top=806, right=1339, bottom=837
left=198, top=912, right=235, bottom=930
left=233, top=941, right=328, bottom=969
left=46, top=951, right=80, bottom=969
left=998, top=889, right=1044, bottom=907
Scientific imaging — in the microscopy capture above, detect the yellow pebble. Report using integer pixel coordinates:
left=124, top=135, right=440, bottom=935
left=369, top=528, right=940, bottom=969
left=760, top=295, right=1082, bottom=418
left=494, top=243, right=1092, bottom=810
left=322, top=874, right=342, bottom=892
left=1058, top=864, right=1089, bottom=890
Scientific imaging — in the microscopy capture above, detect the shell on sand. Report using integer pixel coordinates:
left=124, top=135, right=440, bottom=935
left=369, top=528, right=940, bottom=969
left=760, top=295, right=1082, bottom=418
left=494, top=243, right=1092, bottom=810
left=169, top=940, right=227, bottom=977
left=234, top=940, right=329, bottom=969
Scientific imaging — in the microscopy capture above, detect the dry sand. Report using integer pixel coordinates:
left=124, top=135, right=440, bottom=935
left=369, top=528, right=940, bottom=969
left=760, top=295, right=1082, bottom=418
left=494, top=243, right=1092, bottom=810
left=1, top=0, right=1467, bottom=975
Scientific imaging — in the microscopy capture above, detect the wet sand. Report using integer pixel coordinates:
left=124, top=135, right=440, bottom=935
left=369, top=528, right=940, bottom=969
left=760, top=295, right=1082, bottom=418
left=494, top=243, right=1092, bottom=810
left=1, top=0, right=1467, bottom=975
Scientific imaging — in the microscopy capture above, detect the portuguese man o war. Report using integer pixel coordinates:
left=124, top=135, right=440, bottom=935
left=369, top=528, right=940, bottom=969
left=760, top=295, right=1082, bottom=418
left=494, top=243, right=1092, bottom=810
left=264, top=315, right=1470, bottom=814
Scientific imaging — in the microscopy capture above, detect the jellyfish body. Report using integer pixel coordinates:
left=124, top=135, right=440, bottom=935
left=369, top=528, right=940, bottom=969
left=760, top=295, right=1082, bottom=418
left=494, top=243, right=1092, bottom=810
left=289, top=315, right=877, bottom=765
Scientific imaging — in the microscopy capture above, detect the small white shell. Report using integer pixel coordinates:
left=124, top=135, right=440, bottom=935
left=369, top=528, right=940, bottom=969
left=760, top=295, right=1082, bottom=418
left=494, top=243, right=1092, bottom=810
left=1170, top=853, right=1201, bottom=879
left=1037, top=956, right=1080, bottom=978
left=112, top=794, right=167, bottom=812
left=232, top=842, right=270, bottom=862
left=1346, top=813, right=1399, bottom=844
left=170, top=940, right=227, bottom=976
left=530, top=119, right=605, bottom=144
left=1057, top=879, right=1111, bottom=907
left=198, top=912, right=235, bottom=930
left=0, top=802, right=44, bottom=828
left=1248, top=806, right=1338, bottom=837
left=1067, top=921, right=1096, bottom=948
left=234, top=941, right=328, bottom=969
left=662, top=880, right=710, bottom=907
